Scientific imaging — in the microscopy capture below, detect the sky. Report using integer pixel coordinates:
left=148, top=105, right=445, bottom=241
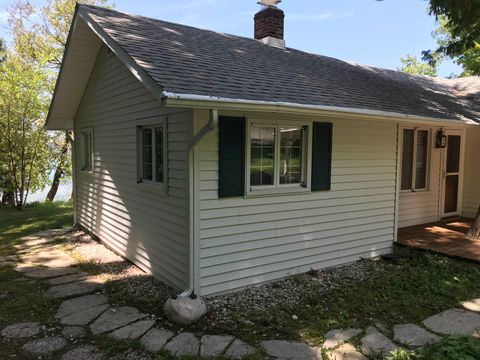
left=0, top=0, right=461, bottom=77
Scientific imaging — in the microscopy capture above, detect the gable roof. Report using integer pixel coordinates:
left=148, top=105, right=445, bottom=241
left=46, top=4, right=480, bottom=129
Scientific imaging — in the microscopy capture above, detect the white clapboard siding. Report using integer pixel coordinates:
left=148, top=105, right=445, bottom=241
left=74, top=45, right=192, bottom=290
left=194, top=110, right=397, bottom=295
left=462, top=127, right=480, bottom=218
left=398, top=128, right=443, bottom=228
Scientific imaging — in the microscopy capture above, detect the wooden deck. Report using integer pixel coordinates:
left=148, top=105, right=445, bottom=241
left=397, top=218, right=480, bottom=262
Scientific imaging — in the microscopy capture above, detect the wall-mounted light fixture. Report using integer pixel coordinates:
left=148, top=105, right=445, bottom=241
left=436, top=128, right=447, bottom=148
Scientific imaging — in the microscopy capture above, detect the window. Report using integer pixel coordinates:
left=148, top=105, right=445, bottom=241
left=80, top=130, right=93, bottom=172
left=401, top=128, right=430, bottom=191
left=247, top=122, right=310, bottom=194
left=138, top=124, right=165, bottom=184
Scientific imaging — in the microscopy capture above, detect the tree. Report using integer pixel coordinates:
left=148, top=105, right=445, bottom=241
left=431, top=17, right=480, bottom=77
left=398, top=54, right=438, bottom=76
left=423, top=1, right=480, bottom=76
left=0, top=50, right=52, bottom=209
left=36, top=0, right=110, bottom=201
left=45, top=131, right=71, bottom=202
left=0, top=0, right=107, bottom=205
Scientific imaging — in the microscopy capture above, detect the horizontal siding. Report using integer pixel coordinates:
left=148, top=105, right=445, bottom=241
left=462, top=127, right=480, bottom=218
left=398, top=127, right=443, bottom=228
left=74, top=45, right=192, bottom=290
left=196, top=111, right=396, bottom=295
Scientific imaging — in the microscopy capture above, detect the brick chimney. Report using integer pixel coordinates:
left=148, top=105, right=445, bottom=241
left=254, top=2, right=285, bottom=48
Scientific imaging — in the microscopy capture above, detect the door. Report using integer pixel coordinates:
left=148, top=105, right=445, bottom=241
left=442, top=131, right=464, bottom=217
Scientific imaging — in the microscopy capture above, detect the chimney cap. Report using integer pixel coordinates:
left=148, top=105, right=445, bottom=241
left=258, top=0, right=282, bottom=8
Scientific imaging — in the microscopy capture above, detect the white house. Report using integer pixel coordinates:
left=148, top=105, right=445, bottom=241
left=46, top=3, right=480, bottom=296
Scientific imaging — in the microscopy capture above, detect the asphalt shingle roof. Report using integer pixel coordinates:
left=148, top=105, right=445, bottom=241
left=80, top=4, right=480, bottom=124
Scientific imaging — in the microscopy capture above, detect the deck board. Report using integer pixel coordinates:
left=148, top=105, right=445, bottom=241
left=397, top=218, right=480, bottom=261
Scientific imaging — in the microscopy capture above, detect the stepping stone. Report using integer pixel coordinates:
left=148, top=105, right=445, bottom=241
left=109, top=319, right=155, bottom=340
left=0, top=255, right=17, bottom=262
left=201, top=335, right=234, bottom=357
left=0, top=255, right=17, bottom=266
left=60, top=304, right=110, bottom=326
left=56, top=294, right=108, bottom=318
left=0, top=261, right=15, bottom=267
left=90, top=306, right=146, bottom=335
left=225, top=339, right=256, bottom=359
left=110, top=349, right=154, bottom=360
left=462, top=299, right=480, bottom=313
left=323, top=328, right=363, bottom=349
left=22, top=336, right=67, bottom=355
left=22, top=249, right=76, bottom=268
left=327, top=343, right=367, bottom=360
left=262, top=340, right=322, bottom=359
left=1, top=322, right=42, bottom=338
left=61, top=345, right=102, bottom=360
left=164, top=332, right=200, bottom=357
left=393, top=324, right=441, bottom=348
left=47, top=278, right=103, bottom=299
left=25, top=267, right=78, bottom=279
left=141, top=328, right=175, bottom=352
left=360, top=326, right=398, bottom=356
left=62, top=326, right=86, bottom=338
left=46, top=272, right=89, bottom=285
left=15, top=264, right=42, bottom=273
left=423, top=308, right=480, bottom=336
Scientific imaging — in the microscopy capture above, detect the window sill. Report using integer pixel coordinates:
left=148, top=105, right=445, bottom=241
left=246, top=185, right=310, bottom=198
left=136, top=181, right=168, bottom=196
left=79, top=169, right=94, bottom=176
left=400, top=189, right=431, bottom=195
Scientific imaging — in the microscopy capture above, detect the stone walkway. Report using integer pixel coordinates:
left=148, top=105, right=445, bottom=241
left=2, top=229, right=480, bottom=359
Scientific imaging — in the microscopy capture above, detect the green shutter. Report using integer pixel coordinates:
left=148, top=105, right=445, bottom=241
left=219, top=116, right=245, bottom=198
left=311, top=122, right=333, bottom=191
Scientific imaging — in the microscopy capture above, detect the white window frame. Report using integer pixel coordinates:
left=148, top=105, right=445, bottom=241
left=400, top=127, right=431, bottom=193
left=79, top=128, right=94, bottom=173
left=245, top=118, right=312, bottom=196
left=136, top=120, right=167, bottom=189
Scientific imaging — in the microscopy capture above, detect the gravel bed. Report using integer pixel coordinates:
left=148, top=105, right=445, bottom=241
left=205, top=260, right=388, bottom=327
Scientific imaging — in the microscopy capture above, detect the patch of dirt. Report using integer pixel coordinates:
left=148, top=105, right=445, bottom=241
left=56, top=229, right=176, bottom=312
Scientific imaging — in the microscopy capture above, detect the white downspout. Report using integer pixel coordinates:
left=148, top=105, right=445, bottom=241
left=180, top=109, right=219, bottom=299
left=66, top=132, right=77, bottom=226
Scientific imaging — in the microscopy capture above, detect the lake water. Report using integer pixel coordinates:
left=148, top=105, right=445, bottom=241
left=28, top=182, right=73, bottom=203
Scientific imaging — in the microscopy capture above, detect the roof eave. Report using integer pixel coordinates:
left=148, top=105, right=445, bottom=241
left=162, top=92, right=479, bottom=126
left=46, top=4, right=167, bottom=130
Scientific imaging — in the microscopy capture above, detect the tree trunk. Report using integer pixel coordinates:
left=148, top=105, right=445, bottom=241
left=45, top=166, right=63, bottom=202
left=466, top=206, right=480, bottom=240
left=45, top=132, right=69, bottom=202
left=1, top=189, right=14, bottom=207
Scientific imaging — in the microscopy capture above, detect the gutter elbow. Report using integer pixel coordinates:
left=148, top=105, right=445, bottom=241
left=188, top=109, right=219, bottom=150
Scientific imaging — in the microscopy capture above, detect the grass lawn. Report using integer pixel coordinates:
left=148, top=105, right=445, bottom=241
left=0, top=201, right=73, bottom=257
left=0, top=202, right=73, bottom=360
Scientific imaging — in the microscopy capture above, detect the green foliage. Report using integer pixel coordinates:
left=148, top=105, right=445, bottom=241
left=422, top=336, right=480, bottom=360
left=398, top=54, right=438, bottom=76
left=0, top=0, right=112, bottom=207
left=432, top=17, right=480, bottom=77
left=0, top=50, right=52, bottom=207
left=423, top=1, right=480, bottom=76
left=388, top=336, right=480, bottom=360
left=427, top=0, right=480, bottom=58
